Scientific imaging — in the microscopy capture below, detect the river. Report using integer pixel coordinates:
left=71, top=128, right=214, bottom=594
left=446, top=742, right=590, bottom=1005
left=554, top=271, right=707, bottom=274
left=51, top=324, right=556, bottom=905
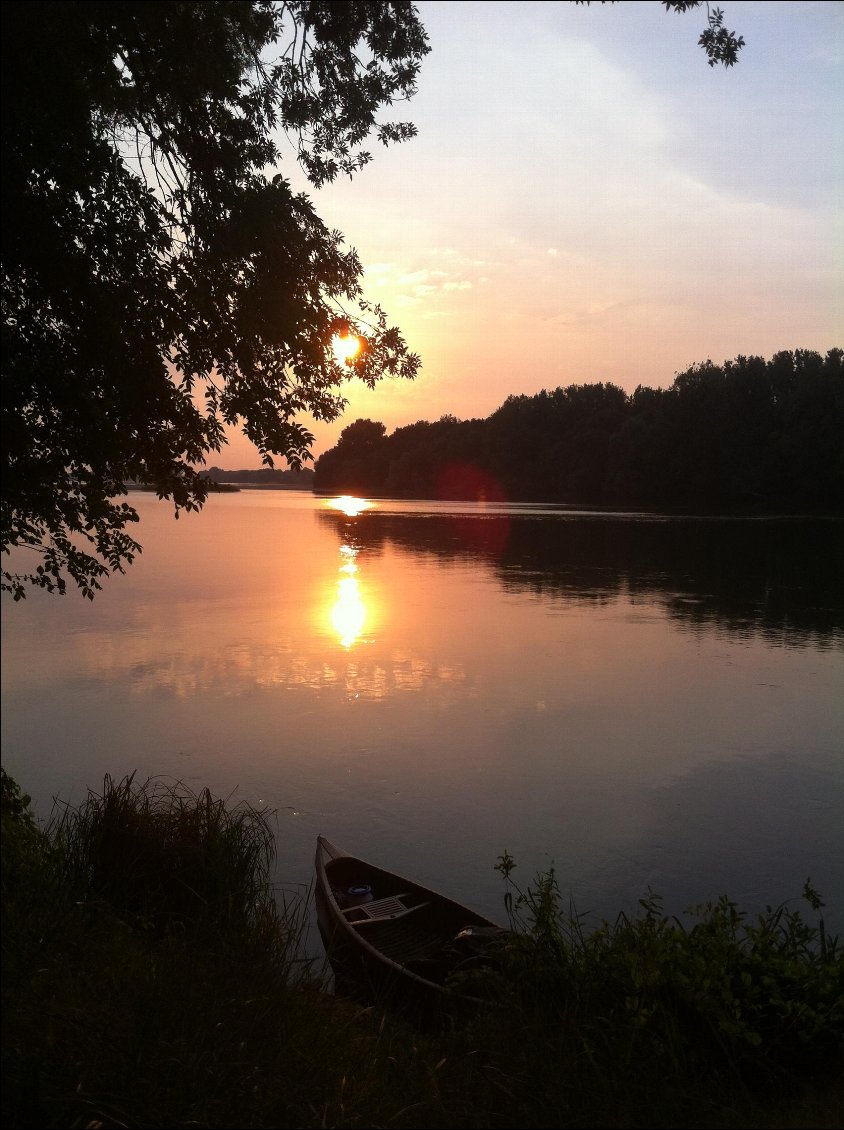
left=2, top=490, right=842, bottom=937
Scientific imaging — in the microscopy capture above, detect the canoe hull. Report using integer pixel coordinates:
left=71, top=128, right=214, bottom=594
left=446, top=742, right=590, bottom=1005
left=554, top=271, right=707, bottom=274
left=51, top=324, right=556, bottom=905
left=315, top=836, right=504, bottom=1013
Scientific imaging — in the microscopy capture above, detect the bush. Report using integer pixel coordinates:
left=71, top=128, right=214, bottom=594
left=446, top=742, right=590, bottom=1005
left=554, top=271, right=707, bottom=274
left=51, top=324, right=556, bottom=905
left=469, top=852, right=844, bottom=1121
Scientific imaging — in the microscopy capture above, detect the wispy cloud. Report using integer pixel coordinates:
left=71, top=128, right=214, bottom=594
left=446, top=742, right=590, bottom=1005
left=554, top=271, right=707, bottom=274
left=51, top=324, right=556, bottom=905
left=363, top=259, right=480, bottom=305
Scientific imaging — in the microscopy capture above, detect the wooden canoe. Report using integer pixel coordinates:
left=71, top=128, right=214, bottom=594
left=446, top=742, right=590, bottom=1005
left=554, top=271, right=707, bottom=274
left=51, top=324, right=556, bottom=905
left=314, top=835, right=506, bottom=1012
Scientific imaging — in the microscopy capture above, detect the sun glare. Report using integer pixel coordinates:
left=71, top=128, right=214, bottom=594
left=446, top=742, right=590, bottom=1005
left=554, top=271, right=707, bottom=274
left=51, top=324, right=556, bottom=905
left=332, top=333, right=362, bottom=365
left=328, top=495, right=372, bottom=517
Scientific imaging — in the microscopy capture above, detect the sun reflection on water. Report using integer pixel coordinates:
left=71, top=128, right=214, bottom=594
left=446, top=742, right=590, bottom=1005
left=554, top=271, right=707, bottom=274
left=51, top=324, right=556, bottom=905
left=331, top=544, right=366, bottom=648
left=327, top=495, right=372, bottom=517
left=322, top=497, right=373, bottom=647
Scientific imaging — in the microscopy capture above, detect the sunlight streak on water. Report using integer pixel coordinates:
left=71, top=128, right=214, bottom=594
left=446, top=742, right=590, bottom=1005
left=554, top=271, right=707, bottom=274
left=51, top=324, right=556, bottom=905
left=331, top=544, right=365, bottom=649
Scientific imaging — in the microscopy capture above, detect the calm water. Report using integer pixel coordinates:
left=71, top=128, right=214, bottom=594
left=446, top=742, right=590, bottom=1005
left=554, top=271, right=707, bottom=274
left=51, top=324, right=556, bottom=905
left=3, top=491, right=843, bottom=938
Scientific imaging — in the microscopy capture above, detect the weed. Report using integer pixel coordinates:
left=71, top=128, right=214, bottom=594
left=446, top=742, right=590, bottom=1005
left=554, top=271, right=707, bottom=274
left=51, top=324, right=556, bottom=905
left=47, top=772, right=282, bottom=936
left=2, top=774, right=841, bottom=1128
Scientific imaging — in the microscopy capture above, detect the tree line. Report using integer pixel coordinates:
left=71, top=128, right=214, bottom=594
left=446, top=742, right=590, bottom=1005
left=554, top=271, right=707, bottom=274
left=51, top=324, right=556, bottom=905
left=200, top=466, right=314, bottom=487
left=313, top=349, right=844, bottom=512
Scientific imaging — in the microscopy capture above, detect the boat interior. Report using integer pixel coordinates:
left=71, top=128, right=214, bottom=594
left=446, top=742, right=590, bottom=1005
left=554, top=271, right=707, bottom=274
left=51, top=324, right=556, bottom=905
left=324, top=854, right=497, bottom=981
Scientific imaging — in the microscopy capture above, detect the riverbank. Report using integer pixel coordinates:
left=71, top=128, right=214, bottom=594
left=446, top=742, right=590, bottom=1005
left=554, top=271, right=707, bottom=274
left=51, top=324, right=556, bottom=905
left=2, top=771, right=841, bottom=1129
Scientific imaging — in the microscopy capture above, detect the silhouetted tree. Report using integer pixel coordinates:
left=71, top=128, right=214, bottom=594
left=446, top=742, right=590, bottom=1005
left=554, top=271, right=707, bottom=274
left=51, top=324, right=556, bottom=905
left=2, top=1, right=426, bottom=598
left=314, top=351, right=843, bottom=512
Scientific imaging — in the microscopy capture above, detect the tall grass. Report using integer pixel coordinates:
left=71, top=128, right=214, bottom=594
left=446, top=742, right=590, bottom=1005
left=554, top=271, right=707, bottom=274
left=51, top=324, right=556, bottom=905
left=1, top=772, right=328, bottom=1128
left=2, top=770, right=842, bottom=1128
left=50, top=772, right=278, bottom=933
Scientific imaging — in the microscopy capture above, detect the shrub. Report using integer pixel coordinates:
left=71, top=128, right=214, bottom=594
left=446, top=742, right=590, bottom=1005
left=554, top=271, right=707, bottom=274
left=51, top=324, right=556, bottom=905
left=482, top=852, right=844, bottom=1101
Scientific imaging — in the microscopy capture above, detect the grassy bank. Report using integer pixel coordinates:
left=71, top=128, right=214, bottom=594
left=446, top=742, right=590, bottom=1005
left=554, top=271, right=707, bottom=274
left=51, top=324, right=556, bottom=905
left=2, top=770, right=841, bottom=1128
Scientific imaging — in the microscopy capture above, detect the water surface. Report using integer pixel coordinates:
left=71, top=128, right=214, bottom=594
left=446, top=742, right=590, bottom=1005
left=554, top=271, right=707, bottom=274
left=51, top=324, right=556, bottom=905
left=3, top=491, right=842, bottom=936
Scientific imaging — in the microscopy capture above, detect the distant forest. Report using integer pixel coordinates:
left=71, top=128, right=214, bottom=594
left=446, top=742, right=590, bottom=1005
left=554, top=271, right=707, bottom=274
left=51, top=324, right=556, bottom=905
left=201, top=466, right=314, bottom=487
left=313, top=350, right=843, bottom=512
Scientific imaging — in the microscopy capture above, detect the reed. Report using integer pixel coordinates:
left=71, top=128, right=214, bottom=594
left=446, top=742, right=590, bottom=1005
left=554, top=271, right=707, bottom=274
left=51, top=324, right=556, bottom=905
left=49, top=772, right=278, bottom=932
left=2, top=771, right=841, bottom=1129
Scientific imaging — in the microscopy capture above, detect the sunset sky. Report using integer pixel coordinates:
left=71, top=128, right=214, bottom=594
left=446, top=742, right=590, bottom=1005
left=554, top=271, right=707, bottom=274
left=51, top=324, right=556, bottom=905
left=224, top=0, right=843, bottom=468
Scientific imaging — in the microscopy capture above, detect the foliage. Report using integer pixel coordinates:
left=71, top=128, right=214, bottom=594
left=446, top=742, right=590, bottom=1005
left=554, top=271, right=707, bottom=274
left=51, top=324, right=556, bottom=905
left=0, top=767, right=53, bottom=899
left=483, top=854, right=844, bottom=1102
left=1, top=1, right=426, bottom=599
left=576, top=1, right=746, bottom=67
left=2, top=769, right=841, bottom=1128
left=314, top=349, right=844, bottom=512
left=1, top=771, right=334, bottom=1129
left=0, top=766, right=35, bottom=825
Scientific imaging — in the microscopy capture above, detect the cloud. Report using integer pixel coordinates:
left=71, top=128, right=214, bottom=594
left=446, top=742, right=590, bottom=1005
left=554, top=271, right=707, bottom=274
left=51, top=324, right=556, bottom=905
left=361, top=258, right=481, bottom=306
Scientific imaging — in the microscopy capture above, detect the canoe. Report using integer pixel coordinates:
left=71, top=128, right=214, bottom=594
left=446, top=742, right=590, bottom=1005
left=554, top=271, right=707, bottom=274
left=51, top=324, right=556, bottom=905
left=314, top=835, right=506, bottom=1012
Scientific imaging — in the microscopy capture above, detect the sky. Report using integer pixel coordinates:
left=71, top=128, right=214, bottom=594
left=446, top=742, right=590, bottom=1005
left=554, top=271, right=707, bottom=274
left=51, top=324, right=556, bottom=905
left=222, top=0, right=843, bottom=468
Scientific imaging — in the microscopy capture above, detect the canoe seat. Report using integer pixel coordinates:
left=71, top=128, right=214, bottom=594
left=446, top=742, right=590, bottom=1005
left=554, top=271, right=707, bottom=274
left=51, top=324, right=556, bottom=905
left=343, top=894, right=429, bottom=923
left=353, top=915, right=450, bottom=969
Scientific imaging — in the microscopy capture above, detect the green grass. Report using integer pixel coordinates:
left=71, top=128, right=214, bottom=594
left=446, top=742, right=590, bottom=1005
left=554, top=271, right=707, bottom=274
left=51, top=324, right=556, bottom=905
left=450, top=852, right=844, bottom=1127
left=49, top=771, right=279, bottom=933
left=2, top=770, right=842, bottom=1128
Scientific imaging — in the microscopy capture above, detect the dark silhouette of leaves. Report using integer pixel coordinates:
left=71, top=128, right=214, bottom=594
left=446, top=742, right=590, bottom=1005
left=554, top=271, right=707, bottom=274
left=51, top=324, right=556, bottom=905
left=1, top=1, right=427, bottom=598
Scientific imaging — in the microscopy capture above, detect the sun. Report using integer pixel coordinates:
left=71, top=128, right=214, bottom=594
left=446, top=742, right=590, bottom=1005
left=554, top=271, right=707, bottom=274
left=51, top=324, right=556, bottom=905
left=332, top=333, right=362, bottom=365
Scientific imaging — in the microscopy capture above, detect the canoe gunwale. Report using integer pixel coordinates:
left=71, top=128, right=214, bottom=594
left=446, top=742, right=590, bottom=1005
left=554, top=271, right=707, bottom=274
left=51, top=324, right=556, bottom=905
left=314, top=835, right=503, bottom=1006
